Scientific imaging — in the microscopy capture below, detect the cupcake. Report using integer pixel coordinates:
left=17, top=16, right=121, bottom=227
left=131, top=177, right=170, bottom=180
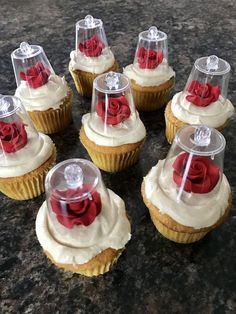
left=69, top=15, right=118, bottom=97
left=0, top=95, right=56, bottom=200
left=165, top=55, right=234, bottom=143
left=123, top=26, right=175, bottom=111
left=12, top=42, right=73, bottom=134
left=142, top=125, right=232, bottom=243
left=80, top=71, right=146, bottom=172
left=36, top=159, right=131, bottom=276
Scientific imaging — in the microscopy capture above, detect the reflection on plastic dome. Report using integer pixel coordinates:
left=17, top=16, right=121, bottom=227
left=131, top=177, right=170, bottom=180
left=45, top=159, right=114, bottom=232
left=88, top=71, right=137, bottom=135
left=161, top=125, right=226, bottom=204
left=184, top=55, right=231, bottom=107
left=0, top=95, right=39, bottom=163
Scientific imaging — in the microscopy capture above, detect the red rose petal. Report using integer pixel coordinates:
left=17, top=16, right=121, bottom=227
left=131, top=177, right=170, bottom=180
left=137, top=47, right=145, bottom=58
left=50, top=198, right=64, bottom=215
left=69, top=199, right=88, bottom=214
left=106, top=115, right=119, bottom=125
left=0, top=125, right=14, bottom=139
left=20, top=63, right=50, bottom=89
left=173, top=153, right=220, bottom=194
left=188, top=160, right=207, bottom=182
left=186, top=95, right=213, bottom=107
left=79, top=35, right=104, bottom=57
left=191, top=175, right=211, bottom=193
left=195, top=84, right=209, bottom=97
left=96, top=101, right=105, bottom=118
left=0, top=121, right=27, bottom=153
left=108, top=101, right=120, bottom=115
left=137, top=47, right=163, bottom=69
left=50, top=185, right=102, bottom=229
left=211, top=85, right=221, bottom=102
left=187, top=80, right=200, bottom=93
left=186, top=80, right=221, bottom=107
left=26, top=66, right=39, bottom=77
left=20, top=72, right=27, bottom=80
left=28, top=71, right=49, bottom=89
left=172, top=152, right=188, bottom=176
left=173, top=171, right=192, bottom=192
left=119, top=96, right=128, bottom=106
left=95, top=96, right=131, bottom=126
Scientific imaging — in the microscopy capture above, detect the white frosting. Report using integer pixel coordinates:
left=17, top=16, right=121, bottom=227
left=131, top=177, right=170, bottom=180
left=35, top=189, right=131, bottom=264
left=0, top=130, right=54, bottom=177
left=171, top=91, right=235, bottom=128
left=144, top=159, right=231, bottom=229
left=82, top=111, right=146, bottom=146
left=15, top=75, right=69, bottom=111
left=69, top=48, right=115, bottom=74
left=123, top=59, right=175, bottom=87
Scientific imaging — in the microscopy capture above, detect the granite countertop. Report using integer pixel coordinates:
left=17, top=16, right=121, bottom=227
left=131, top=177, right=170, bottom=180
left=0, top=0, right=236, bottom=313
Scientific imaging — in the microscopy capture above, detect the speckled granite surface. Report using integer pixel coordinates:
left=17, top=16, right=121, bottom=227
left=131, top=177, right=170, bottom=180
left=0, top=0, right=236, bottom=313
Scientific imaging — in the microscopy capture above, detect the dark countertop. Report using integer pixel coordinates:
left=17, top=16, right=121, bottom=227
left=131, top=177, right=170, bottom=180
left=0, top=0, right=236, bottom=313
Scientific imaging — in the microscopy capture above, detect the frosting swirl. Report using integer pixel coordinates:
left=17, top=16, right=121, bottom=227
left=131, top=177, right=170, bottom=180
left=69, top=48, right=115, bottom=74
left=171, top=91, right=234, bottom=128
left=15, top=75, right=69, bottom=111
left=0, top=130, right=54, bottom=177
left=144, top=159, right=231, bottom=229
left=123, top=59, right=175, bottom=87
left=36, top=189, right=131, bottom=264
left=82, top=111, right=146, bottom=146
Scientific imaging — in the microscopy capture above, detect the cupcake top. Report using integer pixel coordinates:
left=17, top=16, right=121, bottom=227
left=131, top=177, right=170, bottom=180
left=171, top=55, right=234, bottom=127
left=143, top=125, right=231, bottom=228
left=69, top=15, right=115, bottom=74
left=82, top=72, right=146, bottom=146
left=171, top=92, right=234, bottom=128
left=123, top=26, right=175, bottom=86
left=0, top=95, right=54, bottom=177
left=12, top=42, right=70, bottom=111
left=36, top=159, right=131, bottom=264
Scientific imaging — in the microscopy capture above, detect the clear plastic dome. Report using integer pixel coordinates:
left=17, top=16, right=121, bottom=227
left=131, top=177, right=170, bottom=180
left=133, top=26, right=168, bottom=69
left=76, top=15, right=108, bottom=58
left=184, top=55, right=230, bottom=106
left=0, top=95, right=39, bottom=160
left=11, top=41, right=54, bottom=88
left=89, top=71, right=137, bottom=134
left=162, top=125, right=225, bottom=201
left=45, top=159, right=110, bottom=229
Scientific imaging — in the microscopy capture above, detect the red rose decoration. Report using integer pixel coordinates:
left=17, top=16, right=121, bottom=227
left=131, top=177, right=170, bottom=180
left=173, top=152, right=220, bottom=194
left=96, top=96, right=131, bottom=125
left=0, top=121, right=27, bottom=153
left=186, top=80, right=221, bottom=107
left=50, top=184, right=102, bottom=229
left=20, top=62, right=50, bottom=89
left=79, top=35, right=105, bottom=57
left=137, top=47, right=164, bottom=69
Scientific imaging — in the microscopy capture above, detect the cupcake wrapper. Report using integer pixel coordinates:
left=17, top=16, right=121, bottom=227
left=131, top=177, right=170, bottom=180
left=0, top=146, right=56, bottom=200
left=141, top=181, right=232, bottom=244
left=165, top=112, right=185, bottom=145
left=45, top=249, right=123, bottom=277
left=75, top=252, right=122, bottom=276
left=131, top=77, right=175, bottom=111
left=165, top=101, right=229, bottom=144
left=28, top=89, right=73, bottom=134
left=149, top=212, right=208, bottom=243
left=80, top=126, right=144, bottom=172
left=69, top=69, right=95, bottom=98
left=69, top=62, right=119, bottom=97
left=84, top=145, right=141, bottom=173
